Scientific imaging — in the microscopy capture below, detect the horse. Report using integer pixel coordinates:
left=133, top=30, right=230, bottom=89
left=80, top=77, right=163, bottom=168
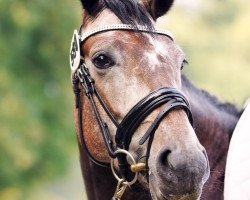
left=69, top=0, right=243, bottom=199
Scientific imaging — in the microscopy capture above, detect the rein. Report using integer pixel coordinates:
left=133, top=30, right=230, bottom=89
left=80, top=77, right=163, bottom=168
left=70, top=24, right=193, bottom=199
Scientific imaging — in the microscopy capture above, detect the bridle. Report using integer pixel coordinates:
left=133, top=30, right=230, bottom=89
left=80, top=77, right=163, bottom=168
left=70, top=24, right=193, bottom=199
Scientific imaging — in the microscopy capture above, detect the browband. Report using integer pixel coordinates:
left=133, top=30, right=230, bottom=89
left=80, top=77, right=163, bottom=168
left=70, top=24, right=174, bottom=73
left=79, top=24, right=174, bottom=44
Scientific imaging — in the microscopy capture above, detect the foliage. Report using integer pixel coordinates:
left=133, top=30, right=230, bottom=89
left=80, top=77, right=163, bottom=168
left=0, top=0, right=81, bottom=199
left=160, top=0, right=250, bottom=105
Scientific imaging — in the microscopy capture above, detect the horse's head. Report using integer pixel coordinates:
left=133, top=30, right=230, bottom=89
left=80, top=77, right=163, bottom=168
left=72, top=0, right=210, bottom=199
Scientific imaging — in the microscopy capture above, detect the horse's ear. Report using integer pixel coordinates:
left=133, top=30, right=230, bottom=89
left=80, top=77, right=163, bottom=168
left=141, top=0, right=174, bottom=20
left=80, top=0, right=99, bottom=14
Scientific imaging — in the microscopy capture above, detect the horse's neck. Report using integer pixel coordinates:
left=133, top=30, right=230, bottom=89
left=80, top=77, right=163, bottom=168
left=182, top=75, right=241, bottom=166
left=78, top=145, right=117, bottom=199
left=182, top=75, right=241, bottom=199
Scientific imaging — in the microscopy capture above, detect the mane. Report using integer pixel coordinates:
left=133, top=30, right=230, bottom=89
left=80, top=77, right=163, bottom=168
left=85, top=0, right=154, bottom=29
left=200, top=90, right=242, bottom=117
left=182, top=75, right=243, bottom=118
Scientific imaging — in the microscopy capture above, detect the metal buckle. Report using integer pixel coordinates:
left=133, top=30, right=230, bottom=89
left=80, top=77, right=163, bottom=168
left=76, top=64, right=94, bottom=95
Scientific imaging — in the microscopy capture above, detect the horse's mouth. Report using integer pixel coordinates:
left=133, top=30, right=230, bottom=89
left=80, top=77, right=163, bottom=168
left=148, top=174, right=201, bottom=200
left=150, top=189, right=200, bottom=200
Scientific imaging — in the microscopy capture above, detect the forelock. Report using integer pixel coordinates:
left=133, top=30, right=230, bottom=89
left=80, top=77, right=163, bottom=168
left=84, top=0, right=154, bottom=29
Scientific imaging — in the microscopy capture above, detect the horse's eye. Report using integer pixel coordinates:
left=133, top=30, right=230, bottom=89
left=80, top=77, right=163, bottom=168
left=181, top=59, right=188, bottom=70
left=93, top=54, right=114, bottom=69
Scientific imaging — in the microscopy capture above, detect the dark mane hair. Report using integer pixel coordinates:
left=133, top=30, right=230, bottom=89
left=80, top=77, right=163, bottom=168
left=85, top=0, right=154, bottom=29
left=200, top=89, right=242, bottom=117
left=182, top=75, right=243, bottom=118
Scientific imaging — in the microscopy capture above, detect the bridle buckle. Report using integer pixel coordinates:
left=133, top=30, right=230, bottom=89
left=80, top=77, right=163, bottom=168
left=76, top=64, right=95, bottom=96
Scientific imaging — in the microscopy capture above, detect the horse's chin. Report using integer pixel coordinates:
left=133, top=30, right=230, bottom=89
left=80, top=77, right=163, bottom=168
left=148, top=174, right=201, bottom=200
left=149, top=191, right=200, bottom=200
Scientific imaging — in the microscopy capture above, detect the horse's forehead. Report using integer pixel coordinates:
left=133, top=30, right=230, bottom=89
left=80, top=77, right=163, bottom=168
left=145, top=36, right=185, bottom=67
left=83, top=9, right=184, bottom=68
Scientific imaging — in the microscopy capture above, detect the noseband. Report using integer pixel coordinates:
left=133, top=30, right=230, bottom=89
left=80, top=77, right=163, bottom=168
left=70, top=24, right=193, bottom=198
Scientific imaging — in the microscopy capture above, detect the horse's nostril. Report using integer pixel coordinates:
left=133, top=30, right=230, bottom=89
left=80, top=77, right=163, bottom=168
left=160, top=149, right=171, bottom=167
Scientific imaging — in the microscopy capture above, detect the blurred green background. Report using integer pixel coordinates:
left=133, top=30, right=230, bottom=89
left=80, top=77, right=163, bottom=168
left=0, top=0, right=249, bottom=199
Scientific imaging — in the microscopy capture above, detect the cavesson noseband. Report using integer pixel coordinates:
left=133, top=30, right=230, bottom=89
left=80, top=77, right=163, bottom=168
left=70, top=24, right=193, bottom=199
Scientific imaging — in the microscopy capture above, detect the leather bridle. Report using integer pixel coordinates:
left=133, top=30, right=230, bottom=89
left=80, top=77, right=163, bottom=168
left=70, top=24, right=193, bottom=199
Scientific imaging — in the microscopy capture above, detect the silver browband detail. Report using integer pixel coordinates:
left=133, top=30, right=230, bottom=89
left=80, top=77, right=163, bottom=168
left=80, top=24, right=174, bottom=43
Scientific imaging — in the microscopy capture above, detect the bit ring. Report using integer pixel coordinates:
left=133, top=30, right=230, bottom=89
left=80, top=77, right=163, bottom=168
left=111, top=149, right=138, bottom=186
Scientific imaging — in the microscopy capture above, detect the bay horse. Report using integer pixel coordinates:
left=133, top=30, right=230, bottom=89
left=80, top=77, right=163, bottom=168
left=69, top=0, right=242, bottom=199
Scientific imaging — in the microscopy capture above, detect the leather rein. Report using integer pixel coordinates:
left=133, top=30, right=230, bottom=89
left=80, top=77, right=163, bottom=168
left=70, top=24, right=193, bottom=199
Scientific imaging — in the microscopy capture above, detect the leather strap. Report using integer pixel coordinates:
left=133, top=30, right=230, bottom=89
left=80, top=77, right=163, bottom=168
left=114, top=87, right=193, bottom=180
left=139, top=99, right=193, bottom=145
left=79, top=24, right=174, bottom=45
left=73, top=78, right=109, bottom=167
left=116, top=88, right=193, bottom=150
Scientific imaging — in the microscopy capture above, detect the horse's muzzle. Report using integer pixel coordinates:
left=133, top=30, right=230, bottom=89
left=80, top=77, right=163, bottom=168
left=149, top=145, right=210, bottom=199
